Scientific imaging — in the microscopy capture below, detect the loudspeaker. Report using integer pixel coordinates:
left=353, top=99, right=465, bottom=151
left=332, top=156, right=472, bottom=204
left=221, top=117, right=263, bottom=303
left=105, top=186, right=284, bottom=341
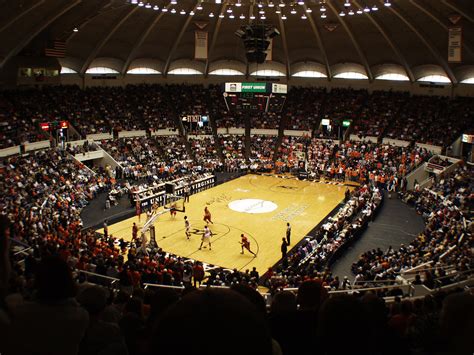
left=165, top=183, right=176, bottom=194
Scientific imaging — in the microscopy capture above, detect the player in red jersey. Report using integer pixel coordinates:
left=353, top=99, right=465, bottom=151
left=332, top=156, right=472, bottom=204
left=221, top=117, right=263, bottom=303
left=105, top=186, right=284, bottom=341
left=240, top=234, right=256, bottom=257
left=203, top=206, right=213, bottom=224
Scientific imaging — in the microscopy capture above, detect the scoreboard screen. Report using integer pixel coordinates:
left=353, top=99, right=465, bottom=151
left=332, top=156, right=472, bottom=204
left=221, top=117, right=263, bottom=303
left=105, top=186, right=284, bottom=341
left=223, top=82, right=287, bottom=113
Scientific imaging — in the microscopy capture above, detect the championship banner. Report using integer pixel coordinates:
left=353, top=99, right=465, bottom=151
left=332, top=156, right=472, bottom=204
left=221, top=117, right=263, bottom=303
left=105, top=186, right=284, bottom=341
left=448, top=27, right=462, bottom=63
left=195, top=30, right=208, bottom=59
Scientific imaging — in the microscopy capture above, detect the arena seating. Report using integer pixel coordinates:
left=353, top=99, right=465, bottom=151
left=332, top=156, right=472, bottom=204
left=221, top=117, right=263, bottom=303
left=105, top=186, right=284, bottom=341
left=1, top=85, right=473, bottom=150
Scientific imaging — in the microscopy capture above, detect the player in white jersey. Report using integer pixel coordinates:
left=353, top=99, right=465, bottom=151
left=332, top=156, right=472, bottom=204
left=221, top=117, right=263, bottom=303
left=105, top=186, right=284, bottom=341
left=199, top=225, right=212, bottom=250
left=184, top=216, right=191, bottom=240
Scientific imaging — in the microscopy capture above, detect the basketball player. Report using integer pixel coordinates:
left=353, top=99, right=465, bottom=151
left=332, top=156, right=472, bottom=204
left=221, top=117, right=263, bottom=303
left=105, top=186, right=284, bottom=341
left=240, top=234, right=256, bottom=257
left=203, top=206, right=213, bottom=224
left=184, top=216, right=191, bottom=240
left=170, top=202, right=177, bottom=218
left=199, top=225, right=212, bottom=250
left=132, top=222, right=138, bottom=241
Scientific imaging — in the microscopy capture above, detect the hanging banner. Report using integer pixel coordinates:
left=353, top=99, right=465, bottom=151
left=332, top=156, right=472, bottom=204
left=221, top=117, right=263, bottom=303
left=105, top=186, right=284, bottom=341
left=266, top=38, right=273, bottom=61
left=448, top=27, right=462, bottom=63
left=195, top=31, right=208, bottom=59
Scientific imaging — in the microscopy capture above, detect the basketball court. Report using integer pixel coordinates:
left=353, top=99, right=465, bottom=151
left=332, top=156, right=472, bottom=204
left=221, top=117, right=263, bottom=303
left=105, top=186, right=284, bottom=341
left=101, top=174, right=350, bottom=273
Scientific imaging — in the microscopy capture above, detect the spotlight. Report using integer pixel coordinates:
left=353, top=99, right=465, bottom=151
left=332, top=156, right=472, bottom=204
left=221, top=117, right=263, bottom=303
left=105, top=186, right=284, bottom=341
left=306, top=7, right=312, bottom=12
left=348, top=9, right=354, bottom=15
left=145, top=2, right=151, bottom=8
left=153, top=5, right=159, bottom=10
left=339, top=11, right=345, bottom=16
left=209, top=12, right=214, bottom=17
left=364, top=6, right=370, bottom=12
left=384, top=0, right=391, bottom=6
left=372, top=5, right=378, bottom=11
left=73, top=27, right=79, bottom=32
left=240, top=14, right=245, bottom=19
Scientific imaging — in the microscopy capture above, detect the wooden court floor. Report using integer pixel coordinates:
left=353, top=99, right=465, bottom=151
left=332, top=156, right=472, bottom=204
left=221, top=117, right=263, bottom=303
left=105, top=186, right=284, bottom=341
left=101, top=175, right=349, bottom=273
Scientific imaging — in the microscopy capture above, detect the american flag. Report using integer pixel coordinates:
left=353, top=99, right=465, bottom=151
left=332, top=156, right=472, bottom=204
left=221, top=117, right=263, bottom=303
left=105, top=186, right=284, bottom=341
left=45, top=40, right=66, bottom=57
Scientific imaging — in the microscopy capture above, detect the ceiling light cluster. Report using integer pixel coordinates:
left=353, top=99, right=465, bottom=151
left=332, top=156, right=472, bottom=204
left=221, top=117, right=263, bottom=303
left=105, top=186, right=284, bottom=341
left=338, top=0, right=381, bottom=17
left=128, top=0, right=389, bottom=20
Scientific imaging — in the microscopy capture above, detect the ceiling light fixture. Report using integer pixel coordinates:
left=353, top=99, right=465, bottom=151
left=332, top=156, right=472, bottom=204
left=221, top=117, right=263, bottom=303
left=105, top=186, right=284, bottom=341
left=356, top=9, right=362, bottom=14
left=215, top=0, right=222, bottom=3
left=260, top=15, right=266, bottom=19
left=301, top=14, right=307, bottom=19
left=339, top=10, right=345, bottom=16
left=348, top=9, right=354, bottom=15
left=384, top=0, right=391, bottom=6
left=219, top=13, right=225, bottom=17
left=282, top=14, right=287, bottom=19
left=229, top=13, right=235, bottom=18
left=363, top=6, right=370, bottom=12
left=227, top=7, right=232, bottom=12
left=209, top=12, right=214, bottom=17
left=145, top=2, right=151, bottom=8
left=153, top=5, right=159, bottom=10
left=131, top=0, right=138, bottom=4
left=180, top=9, right=186, bottom=14
left=320, top=5, right=326, bottom=12
left=290, top=7, right=296, bottom=14
left=344, top=0, right=351, bottom=7
left=73, top=27, right=79, bottom=32
left=279, top=1, right=285, bottom=7
left=162, top=7, right=168, bottom=11
left=138, top=1, right=144, bottom=6
left=275, top=8, right=281, bottom=13
left=298, top=0, right=304, bottom=5
left=306, top=7, right=312, bottom=12
left=372, top=5, right=378, bottom=11
left=321, top=13, right=327, bottom=18
left=189, top=10, right=194, bottom=15
left=170, top=8, right=176, bottom=13
left=240, top=13, right=245, bottom=18
left=170, top=0, right=177, bottom=4
left=236, top=0, right=242, bottom=6
left=268, top=1, right=275, bottom=7
left=196, top=2, right=202, bottom=10
left=250, top=14, right=255, bottom=19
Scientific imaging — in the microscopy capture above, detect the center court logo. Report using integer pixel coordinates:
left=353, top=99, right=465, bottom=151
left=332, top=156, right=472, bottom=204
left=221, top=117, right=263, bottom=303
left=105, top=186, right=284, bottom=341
left=228, top=199, right=278, bottom=214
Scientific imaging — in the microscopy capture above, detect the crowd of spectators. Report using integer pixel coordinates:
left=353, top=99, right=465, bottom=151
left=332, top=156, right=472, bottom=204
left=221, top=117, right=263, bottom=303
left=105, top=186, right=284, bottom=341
left=99, top=136, right=191, bottom=181
left=353, top=90, right=410, bottom=138
left=266, top=184, right=384, bottom=292
left=1, top=85, right=473, bottom=150
left=353, top=163, right=473, bottom=285
left=0, top=246, right=472, bottom=355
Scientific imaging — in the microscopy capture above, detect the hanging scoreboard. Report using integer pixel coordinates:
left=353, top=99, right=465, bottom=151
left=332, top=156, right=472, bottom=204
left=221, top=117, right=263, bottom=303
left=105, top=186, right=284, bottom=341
left=222, top=82, right=287, bottom=112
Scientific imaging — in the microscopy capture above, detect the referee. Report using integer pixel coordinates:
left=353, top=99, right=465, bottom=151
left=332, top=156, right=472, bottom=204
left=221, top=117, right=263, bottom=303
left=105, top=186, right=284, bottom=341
left=286, top=222, right=291, bottom=245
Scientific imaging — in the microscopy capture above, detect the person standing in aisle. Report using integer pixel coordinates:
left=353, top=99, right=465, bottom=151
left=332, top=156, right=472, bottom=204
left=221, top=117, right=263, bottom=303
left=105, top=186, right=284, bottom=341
left=286, top=222, right=291, bottom=245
